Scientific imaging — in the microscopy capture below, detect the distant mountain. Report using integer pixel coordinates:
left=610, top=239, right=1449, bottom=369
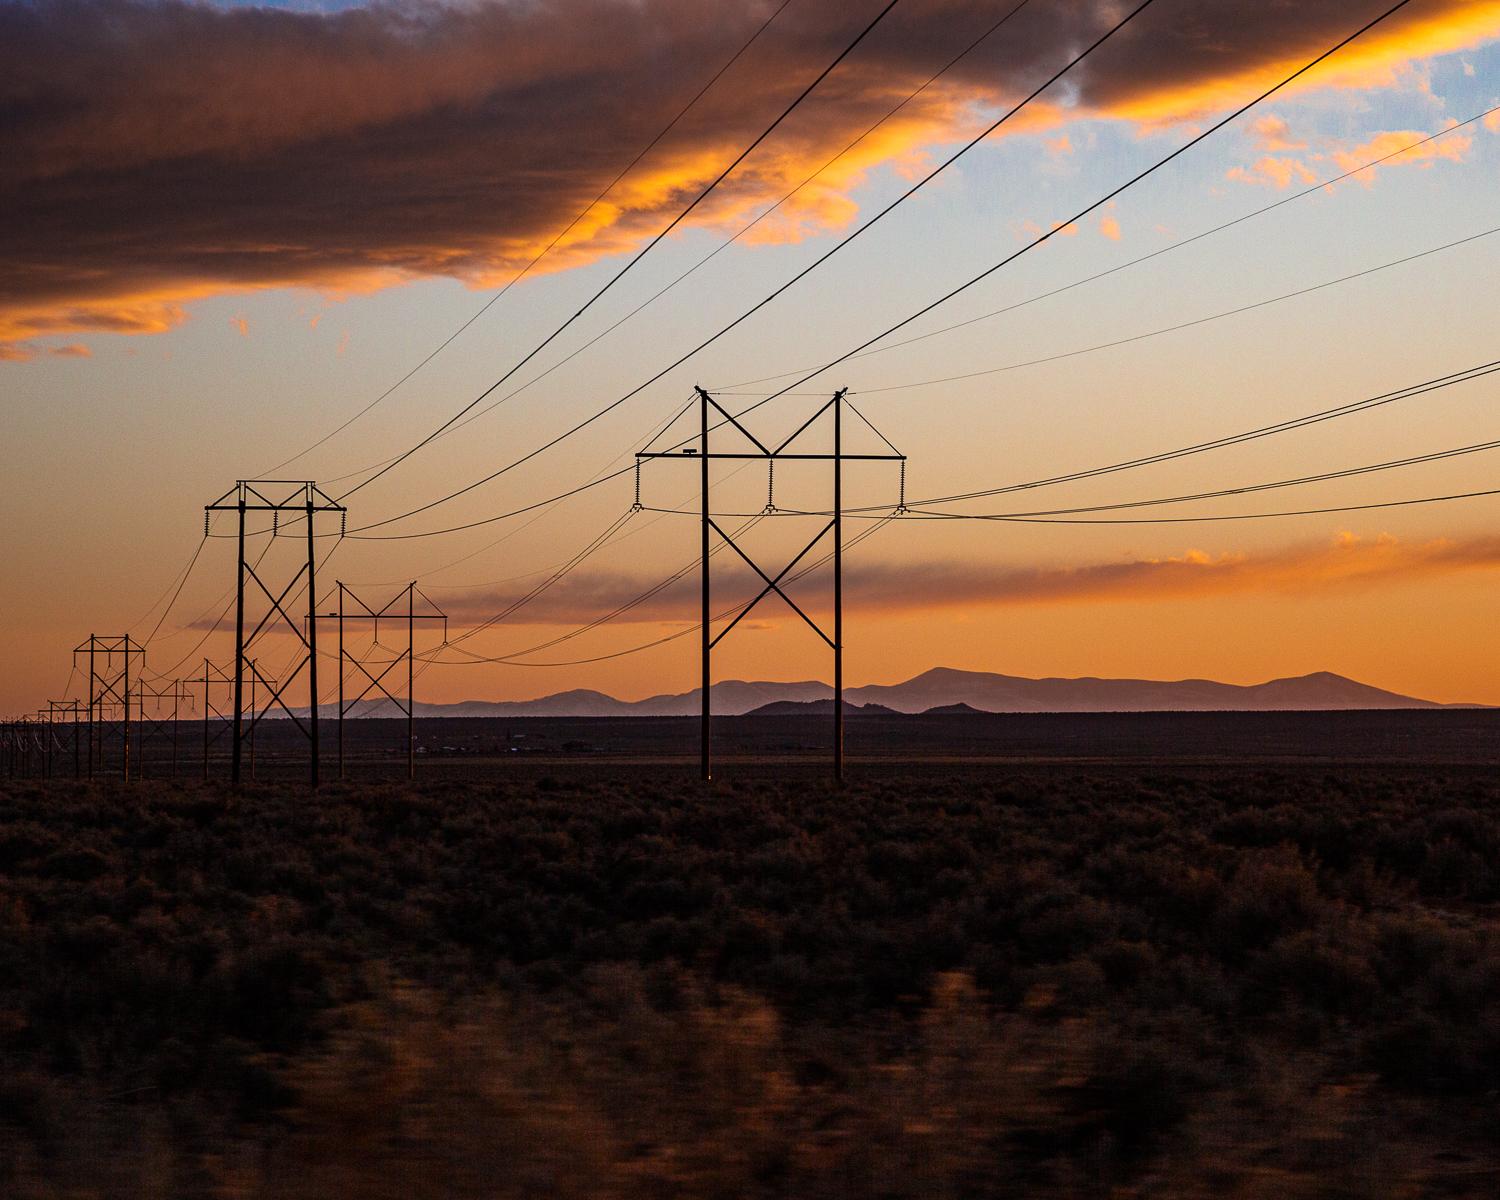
left=843, top=667, right=1458, bottom=713
left=744, top=699, right=898, bottom=716
left=923, top=702, right=986, bottom=715
left=311, top=667, right=1468, bottom=719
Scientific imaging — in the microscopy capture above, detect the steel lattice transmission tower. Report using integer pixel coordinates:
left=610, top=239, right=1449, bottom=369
left=638, top=387, right=905, bottom=782
left=204, top=481, right=345, bottom=786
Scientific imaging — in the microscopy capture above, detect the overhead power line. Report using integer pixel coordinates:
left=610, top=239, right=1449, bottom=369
left=317, top=0, right=1039, bottom=486
left=920, top=435, right=1500, bottom=520
left=345, top=0, right=1158, bottom=535
left=258, top=0, right=797, bottom=480
left=410, top=107, right=1497, bottom=540
left=899, top=358, right=1500, bottom=509
left=344, top=218, right=1494, bottom=543
left=336, top=0, right=908, bottom=503
left=848, top=229, right=1500, bottom=396
left=423, top=514, right=896, bottom=667
left=903, top=487, right=1500, bottom=524
left=705, top=0, right=1420, bottom=436
left=353, top=0, right=1416, bottom=541
left=649, top=419, right=1500, bottom=521
left=715, top=100, right=1500, bottom=393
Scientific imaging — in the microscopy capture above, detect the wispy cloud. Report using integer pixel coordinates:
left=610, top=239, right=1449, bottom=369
left=421, top=532, right=1500, bottom=629
left=1226, top=154, right=1319, bottom=189
left=1331, top=122, right=1476, bottom=184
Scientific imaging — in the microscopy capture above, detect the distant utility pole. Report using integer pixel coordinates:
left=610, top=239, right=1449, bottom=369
left=203, top=482, right=345, bottom=787
left=133, top=678, right=193, bottom=779
left=4, top=718, right=45, bottom=779
left=47, top=699, right=84, bottom=779
left=316, top=582, right=447, bottom=780
left=637, top=387, right=905, bottom=782
left=72, top=635, right=145, bottom=780
left=33, top=707, right=69, bottom=778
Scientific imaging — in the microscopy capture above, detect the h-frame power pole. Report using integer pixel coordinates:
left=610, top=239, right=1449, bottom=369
left=46, top=700, right=84, bottom=779
left=317, top=582, right=447, bottom=780
left=183, top=659, right=269, bottom=780
left=72, top=635, right=145, bottom=780
left=204, top=482, right=345, bottom=786
left=133, top=678, right=194, bottom=778
left=637, top=387, right=904, bottom=781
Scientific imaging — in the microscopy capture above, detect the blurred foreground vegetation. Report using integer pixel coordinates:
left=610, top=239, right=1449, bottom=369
left=1, top=766, right=1497, bottom=1196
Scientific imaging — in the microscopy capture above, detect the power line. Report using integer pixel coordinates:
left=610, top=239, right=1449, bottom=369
left=903, top=359, right=1500, bottom=508
left=345, top=0, right=1157, bottom=535
left=127, top=535, right=207, bottom=644
left=704, top=0, right=1419, bottom=437
left=318, top=0, right=1039, bottom=484
left=440, top=510, right=638, bottom=649
left=336, top=0, right=907, bottom=504
left=431, top=515, right=766, bottom=664
left=354, top=0, right=1415, bottom=541
left=902, top=487, right=1500, bottom=524
left=258, top=0, right=798, bottom=480
left=425, top=515, right=897, bottom=667
left=549, top=358, right=1500, bottom=522
left=715, top=101, right=1500, bottom=393
left=920, top=435, right=1500, bottom=520
left=291, top=95, right=1496, bottom=544
left=327, top=112, right=1492, bottom=543
left=851, top=229, right=1500, bottom=396
left=141, top=536, right=279, bottom=680
left=140, top=536, right=208, bottom=648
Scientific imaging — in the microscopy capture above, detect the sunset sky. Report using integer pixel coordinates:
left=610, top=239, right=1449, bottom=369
left=4, top=0, right=1500, bottom=715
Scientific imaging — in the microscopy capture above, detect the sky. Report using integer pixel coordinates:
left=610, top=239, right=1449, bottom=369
left=4, top=0, right=1500, bottom=715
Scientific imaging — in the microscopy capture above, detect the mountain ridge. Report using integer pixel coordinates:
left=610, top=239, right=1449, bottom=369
left=313, top=668, right=1478, bottom=718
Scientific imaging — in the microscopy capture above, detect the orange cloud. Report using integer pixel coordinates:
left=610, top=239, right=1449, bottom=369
left=4, top=0, right=1500, bottom=353
left=1250, top=114, right=1306, bottom=152
left=1487, top=110, right=1500, bottom=132
left=1331, top=124, right=1476, bottom=184
left=426, top=533, right=1500, bottom=630
left=48, top=343, right=91, bottom=358
left=1104, top=1, right=1500, bottom=125
left=1099, top=214, right=1122, bottom=241
left=230, top=315, right=249, bottom=337
left=1226, top=155, right=1319, bottom=189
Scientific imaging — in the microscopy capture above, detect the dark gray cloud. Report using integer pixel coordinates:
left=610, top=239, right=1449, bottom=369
left=1, top=0, right=1488, bottom=347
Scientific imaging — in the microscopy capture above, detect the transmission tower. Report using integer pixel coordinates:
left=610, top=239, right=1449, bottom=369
left=637, top=386, right=904, bottom=781
left=46, top=699, right=84, bottom=778
left=317, top=582, right=448, bottom=779
left=185, top=658, right=278, bottom=781
left=73, top=635, right=145, bottom=780
left=134, top=679, right=194, bottom=778
left=204, top=482, right=345, bottom=786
